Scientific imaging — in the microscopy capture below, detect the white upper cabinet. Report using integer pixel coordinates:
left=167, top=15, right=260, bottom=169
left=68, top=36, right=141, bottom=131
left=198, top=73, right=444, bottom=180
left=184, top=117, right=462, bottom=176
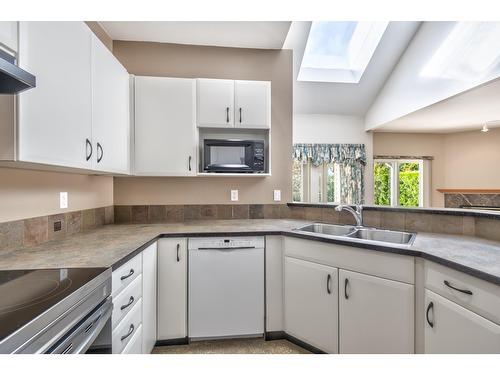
left=424, top=289, right=500, bottom=354
left=234, top=80, right=271, bottom=129
left=197, top=78, right=271, bottom=129
left=284, top=257, right=338, bottom=353
left=339, top=269, right=414, bottom=354
left=91, top=34, right=129, bottom=174
left=134, top=76, right=197, bottom=176
left=18, top=22, right=93, bottom=169
left=197, top=78, right=234, bottom=128
left=0, top=22, right=18, bottom=52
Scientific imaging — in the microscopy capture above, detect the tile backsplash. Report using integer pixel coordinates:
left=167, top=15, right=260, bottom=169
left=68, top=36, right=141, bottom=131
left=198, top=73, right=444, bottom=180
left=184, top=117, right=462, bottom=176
left=0, top=206, right=114, bottom=251
left=2, top=203, right=500, bottom=250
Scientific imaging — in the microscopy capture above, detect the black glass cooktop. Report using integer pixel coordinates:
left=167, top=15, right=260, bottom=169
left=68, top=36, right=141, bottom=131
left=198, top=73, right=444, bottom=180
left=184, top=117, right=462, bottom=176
left=0, top=268, right=107, bottom=342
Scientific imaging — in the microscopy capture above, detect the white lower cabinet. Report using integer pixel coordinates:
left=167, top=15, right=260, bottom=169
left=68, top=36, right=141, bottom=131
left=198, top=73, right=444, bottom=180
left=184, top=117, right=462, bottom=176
left=339, top=269, right=414, bottom=354
left=424, top=289, right=500, bottom=353
left=122, top=325, right=143, bottom=354
left=142, top=242, right=158, bottom=354
left=112, top=299, right=142, bottom=354
left=157, top=238, right=188, bottom=340
left=284, top=256, right=338, bottom=353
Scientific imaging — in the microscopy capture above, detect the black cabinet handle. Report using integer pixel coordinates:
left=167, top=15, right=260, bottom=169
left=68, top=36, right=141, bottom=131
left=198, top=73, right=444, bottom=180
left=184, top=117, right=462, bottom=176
left=226, top=107, right=229, bottom=123
left=120, top=269, right=134, bottom=281
left=120, top=324, right=135, bottom=341
left=85, top=138, right=92, bottom=161
left=239, top=107, right=242, bottom=123
left=426, top=301, right=434, bottom=328
left=176, top=243, right=180, bottom=262
left=344, top=278, right=349, bottom=299
left=97, top=142, right=103, bottom=163
left=444, top=280, right=473, bottom=295
left=120, top=296, right=135, bottom=311
left=326, top=274, right=332, bottom=294
left=188, top=156, right=192, bottom=171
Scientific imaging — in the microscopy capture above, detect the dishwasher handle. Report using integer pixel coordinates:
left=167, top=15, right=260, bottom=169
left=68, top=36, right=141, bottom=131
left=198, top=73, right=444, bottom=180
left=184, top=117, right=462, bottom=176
left=196, top=246, right=256, bottom=251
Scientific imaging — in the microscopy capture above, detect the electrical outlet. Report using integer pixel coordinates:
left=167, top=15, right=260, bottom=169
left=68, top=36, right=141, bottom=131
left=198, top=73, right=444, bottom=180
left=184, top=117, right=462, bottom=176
left=60, top=192, right=68, bottom=209
left=53, top=221, right=62, bottom=232
left=273, top=190, right=281, bottom=202
left=231, top=190, right=239, bottom=201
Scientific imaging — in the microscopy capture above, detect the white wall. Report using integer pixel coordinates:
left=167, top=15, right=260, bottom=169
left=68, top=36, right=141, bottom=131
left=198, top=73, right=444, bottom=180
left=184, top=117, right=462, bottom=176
left=366, top=22, right=500, bottom=130
left=294, top=114, right=374, bottom=204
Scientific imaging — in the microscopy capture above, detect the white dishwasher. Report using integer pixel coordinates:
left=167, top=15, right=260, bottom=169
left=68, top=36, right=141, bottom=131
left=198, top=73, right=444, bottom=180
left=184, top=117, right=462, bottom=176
left=188, top=236, right=265, bottom=340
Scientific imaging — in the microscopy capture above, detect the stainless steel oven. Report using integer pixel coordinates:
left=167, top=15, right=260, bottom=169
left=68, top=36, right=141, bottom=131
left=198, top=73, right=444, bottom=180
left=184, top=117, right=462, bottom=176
left=203, top=139, right=265, bottom=173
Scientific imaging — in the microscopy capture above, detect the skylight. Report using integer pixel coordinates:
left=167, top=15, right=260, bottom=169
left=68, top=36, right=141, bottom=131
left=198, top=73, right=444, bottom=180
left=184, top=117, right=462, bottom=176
left=421, top=22, right=500, bottom=81
left=298, top=21, right=389, bottom=83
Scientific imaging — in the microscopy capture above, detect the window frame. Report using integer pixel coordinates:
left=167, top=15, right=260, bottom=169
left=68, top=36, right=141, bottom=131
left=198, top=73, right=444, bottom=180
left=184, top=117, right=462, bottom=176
left=374, top=158, right=430, bottom=208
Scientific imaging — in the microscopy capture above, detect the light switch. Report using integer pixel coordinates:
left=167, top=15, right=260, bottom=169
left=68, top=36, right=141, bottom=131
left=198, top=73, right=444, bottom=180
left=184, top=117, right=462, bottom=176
left=60, top=192, right=68, bottom=209
left=231, top=190, right=239, bottom=201
left=273, top=190, right=281, bottom=202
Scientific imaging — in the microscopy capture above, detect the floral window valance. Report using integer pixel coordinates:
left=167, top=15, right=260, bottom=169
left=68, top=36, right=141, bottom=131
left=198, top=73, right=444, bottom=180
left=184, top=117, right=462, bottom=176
left=293, top=143, right=366, bottom=205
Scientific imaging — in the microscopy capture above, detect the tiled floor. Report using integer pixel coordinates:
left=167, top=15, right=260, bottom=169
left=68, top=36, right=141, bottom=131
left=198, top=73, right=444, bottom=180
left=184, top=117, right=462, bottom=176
left=152, top=338, right=311, bottom=354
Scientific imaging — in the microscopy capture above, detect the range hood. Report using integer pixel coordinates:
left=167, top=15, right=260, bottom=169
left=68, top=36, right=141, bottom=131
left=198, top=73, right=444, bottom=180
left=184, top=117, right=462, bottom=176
left=0, top=49, right=36, bottom=94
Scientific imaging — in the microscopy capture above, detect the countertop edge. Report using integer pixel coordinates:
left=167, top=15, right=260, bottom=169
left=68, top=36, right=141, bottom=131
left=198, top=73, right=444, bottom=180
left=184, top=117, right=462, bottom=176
left=110, top=228, right=500, bottom=287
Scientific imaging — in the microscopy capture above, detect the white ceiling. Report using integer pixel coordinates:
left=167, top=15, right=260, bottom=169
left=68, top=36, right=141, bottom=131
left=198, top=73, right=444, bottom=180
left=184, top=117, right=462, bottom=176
left=375, top=77, right=500, bottom=133
left=283, top=21, right=421, bottom=116
left=99, top=21, right=291, bottom=49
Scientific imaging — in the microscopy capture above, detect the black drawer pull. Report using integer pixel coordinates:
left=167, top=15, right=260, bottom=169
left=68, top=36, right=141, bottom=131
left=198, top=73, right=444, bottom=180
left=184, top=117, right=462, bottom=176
left=121, top=324, right=135, bottom=341
left=444, top=280, right=473, bottom=295
left=326, top=274, right=332, bottom=294
left=176, top=243, right=180, bottom=262
left=344, top=278, right=349, bottom=299
left=120, top=269, right=134, bottom=281
left=120, top=296, right=135, bottom=311
left=426, top=301, right=434, bottom=328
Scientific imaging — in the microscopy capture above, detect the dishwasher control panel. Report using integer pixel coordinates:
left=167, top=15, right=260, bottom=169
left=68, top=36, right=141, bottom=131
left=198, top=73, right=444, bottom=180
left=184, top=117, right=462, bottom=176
left=188, top=236, right=265, bottom=250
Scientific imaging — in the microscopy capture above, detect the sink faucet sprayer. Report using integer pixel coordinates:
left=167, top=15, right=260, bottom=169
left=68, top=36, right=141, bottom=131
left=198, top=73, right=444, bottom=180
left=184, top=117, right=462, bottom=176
left=335, top=204, right=364, bottom=227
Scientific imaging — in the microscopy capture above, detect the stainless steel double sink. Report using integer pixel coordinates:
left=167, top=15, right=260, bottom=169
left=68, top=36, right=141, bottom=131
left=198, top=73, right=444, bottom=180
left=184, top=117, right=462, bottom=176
left=294, top=223, right=416, bottom=246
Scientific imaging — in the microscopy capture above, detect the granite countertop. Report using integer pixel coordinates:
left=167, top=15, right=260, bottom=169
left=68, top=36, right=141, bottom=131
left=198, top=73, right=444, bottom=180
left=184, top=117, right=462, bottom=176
left=1, top=219, right=500, bottom=286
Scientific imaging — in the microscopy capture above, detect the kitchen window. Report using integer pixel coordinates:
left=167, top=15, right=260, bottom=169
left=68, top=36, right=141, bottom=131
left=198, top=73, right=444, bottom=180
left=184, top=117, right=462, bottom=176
left=292, top=144, right=365, bottom=204
left=374, top=158, right=431, bottom=208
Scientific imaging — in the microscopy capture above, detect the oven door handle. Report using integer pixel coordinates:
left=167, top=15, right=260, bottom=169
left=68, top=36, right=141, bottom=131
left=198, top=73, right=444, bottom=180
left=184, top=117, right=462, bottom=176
left=46, top=298, right=113, bottom=354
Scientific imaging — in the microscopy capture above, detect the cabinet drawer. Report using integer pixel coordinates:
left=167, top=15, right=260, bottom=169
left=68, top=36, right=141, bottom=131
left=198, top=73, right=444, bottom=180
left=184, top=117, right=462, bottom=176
left=112, top=275, right=143, bottom=330
left=121, top=324, right=143, bottom=354
left=112, top=298, right=143, bottom=354
left=112, top=253, right=142, bottom=297
left=284, top=237, right=414, bottom=284
left=425, top=261, right=500, bottom=325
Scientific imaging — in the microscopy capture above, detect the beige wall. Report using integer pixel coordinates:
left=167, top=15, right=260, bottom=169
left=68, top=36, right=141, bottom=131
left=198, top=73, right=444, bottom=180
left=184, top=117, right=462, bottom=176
left=373, top=128, right=500, bottom=207
left=112, top=41, right=293, bottom=205
left=0, top=167, right=113, bottom=223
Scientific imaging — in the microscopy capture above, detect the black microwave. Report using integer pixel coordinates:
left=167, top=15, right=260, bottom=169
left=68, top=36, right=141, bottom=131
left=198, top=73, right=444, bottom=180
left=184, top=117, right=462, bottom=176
left=203, top=139, right=265, bottom=173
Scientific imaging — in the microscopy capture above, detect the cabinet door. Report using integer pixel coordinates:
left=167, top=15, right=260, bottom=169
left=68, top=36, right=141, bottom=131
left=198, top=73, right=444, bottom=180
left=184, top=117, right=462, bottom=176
left=197, top=78, right=234, bottom=128
left=234, top=80, right=271, bottom=129
left=142, top=242, right=157, bottom=354
left=134, top=76, right=196, bottom=175
left=157, top=238, right=187, bottom=340
left=284, top=256, right=338, bottom=353
left=339, top=269, right=414, bottom=353
left=91, top=35, right=129, bottom=174
left=424, top=289, right=500, bottom=353
left=18, top=22, right=93, bottom=169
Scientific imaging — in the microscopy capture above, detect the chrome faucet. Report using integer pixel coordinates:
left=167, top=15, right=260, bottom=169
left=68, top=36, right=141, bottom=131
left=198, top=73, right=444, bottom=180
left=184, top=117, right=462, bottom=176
left=335, top=204, right=364, bottom=227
